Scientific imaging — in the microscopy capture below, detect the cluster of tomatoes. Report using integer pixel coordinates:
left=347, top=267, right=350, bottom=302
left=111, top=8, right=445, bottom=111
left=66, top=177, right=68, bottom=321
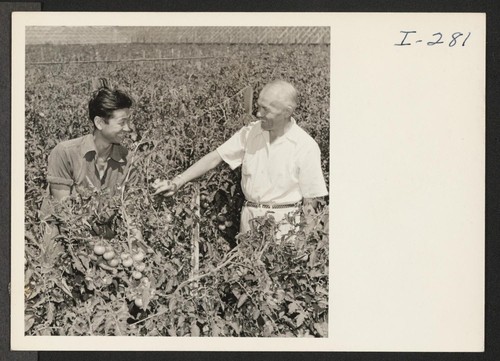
left=212, top=213, right=233, bottom=232
left=93, top=242, right=146, bottom=272
left=127, top=276, right=155, bottom=309
left=90, top=240, right=152, bottom=307
left=199, top=194, right=234, bottom=232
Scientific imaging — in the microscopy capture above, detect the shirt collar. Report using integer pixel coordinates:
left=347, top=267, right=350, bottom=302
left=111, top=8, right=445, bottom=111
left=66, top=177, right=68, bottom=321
left=255, top=117, right=301, bottom=143
left=81, top=134, right=128, bottom=164
left=284, top=117, right=301, bottom=143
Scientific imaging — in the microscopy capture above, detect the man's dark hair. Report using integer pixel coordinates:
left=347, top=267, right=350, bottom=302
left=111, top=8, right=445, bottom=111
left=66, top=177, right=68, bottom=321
left=88, top=78, right=133, bottom=123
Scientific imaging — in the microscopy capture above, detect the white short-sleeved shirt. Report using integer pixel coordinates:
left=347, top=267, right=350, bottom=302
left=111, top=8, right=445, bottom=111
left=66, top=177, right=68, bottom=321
left=216, top=118, right=328, bottom=204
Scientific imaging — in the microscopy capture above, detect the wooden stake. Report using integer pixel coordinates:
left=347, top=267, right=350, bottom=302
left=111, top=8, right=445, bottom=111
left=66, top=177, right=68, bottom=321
left=243, top=86, right=253, bottom=116
left=190, top=183, right=200, bottom=282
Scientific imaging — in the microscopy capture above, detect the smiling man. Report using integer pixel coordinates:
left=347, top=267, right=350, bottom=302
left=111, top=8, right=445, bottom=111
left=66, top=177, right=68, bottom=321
left=47, top=79, right=134, bottom=200
left=153, top=80, right=328, bottom=237
left=41, top=79, right=135, bottom=240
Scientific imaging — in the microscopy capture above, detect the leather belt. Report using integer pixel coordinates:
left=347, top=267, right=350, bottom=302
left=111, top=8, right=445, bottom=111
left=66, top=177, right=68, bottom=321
left=244, top=200, right=302, bottom=209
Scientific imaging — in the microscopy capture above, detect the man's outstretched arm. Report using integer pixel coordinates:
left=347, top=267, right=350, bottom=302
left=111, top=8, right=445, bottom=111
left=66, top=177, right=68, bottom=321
left=152, top=150, right=223, bottom=196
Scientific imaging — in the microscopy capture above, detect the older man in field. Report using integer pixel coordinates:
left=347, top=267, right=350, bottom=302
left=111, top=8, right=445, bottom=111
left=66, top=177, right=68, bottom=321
left=153, top=80, right=328, bottom=237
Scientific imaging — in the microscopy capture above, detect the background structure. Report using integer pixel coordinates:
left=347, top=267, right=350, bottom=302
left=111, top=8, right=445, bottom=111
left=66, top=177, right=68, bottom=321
left=26, top=26, right=330, bottom=45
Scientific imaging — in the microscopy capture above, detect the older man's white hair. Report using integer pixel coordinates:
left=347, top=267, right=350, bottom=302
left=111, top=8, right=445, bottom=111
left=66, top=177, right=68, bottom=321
left=262, top=80, right=298, bottom=113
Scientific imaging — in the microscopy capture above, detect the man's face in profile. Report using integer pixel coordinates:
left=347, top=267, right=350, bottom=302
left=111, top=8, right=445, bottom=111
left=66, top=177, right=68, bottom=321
left=99, top=108, right=132, bottom=144
left=256, top=88, right=289, bottom=132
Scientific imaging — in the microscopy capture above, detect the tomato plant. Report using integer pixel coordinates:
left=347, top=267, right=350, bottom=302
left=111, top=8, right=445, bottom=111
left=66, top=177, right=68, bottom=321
left=24, top=43, right=330, bottom=337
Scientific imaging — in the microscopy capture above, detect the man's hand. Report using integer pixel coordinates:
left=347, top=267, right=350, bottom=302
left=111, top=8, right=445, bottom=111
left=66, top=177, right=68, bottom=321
left=152, top=178, right=179, bottom=197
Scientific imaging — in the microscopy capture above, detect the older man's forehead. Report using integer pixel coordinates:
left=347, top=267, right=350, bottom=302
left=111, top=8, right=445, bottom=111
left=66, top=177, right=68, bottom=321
left=258, top=92, right=278, bottom=107
left=260, top=85, right=281, bottom=100
left=260, top=88, right=290, bottom=107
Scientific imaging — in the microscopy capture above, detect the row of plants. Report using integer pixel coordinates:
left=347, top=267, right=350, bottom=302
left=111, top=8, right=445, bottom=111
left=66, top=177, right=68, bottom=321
left=24, top=43, right=330, bottom=336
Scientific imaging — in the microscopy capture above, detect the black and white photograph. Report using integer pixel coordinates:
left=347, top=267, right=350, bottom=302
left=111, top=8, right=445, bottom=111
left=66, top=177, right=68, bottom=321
left=11, top=12, right=485, bottom=352
left=21, top=24, right=330, bottom=337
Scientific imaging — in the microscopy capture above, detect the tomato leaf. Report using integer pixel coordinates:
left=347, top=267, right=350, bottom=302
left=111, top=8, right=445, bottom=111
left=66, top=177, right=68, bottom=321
left=237, top=293, right=248, bottom=308
left=295, top=313, right=306, bottom=328
left=190, top=322, right=200, bottom=337
left=24, top=314, right=35, bottom=333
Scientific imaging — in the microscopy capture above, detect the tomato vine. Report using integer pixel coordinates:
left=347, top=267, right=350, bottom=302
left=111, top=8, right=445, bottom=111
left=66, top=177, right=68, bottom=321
left=25, top=43, right=330, bottom=337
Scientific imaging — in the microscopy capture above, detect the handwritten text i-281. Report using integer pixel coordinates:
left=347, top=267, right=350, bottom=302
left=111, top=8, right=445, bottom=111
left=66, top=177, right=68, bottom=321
left=395, top=31, right=471, bottom=47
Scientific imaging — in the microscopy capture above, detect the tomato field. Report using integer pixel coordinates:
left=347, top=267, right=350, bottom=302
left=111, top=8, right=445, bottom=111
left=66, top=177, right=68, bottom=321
left=24, top=42, right=330, bottom=337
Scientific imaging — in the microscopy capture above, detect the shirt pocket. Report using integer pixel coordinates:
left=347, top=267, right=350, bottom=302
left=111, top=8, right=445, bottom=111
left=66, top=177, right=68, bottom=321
left=241, top=154, right=260, bottom=197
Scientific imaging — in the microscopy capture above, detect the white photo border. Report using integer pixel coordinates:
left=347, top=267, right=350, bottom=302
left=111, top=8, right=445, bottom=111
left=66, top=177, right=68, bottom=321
left=12, top=12, right=485, bottom=352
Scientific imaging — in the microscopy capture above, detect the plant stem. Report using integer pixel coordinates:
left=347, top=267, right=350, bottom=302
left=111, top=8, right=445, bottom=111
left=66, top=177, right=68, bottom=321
left=130, top=245, right=242, bottom=326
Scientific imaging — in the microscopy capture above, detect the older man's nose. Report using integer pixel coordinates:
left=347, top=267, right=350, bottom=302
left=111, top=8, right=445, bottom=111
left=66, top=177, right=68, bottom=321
left=123, top=123, right=131, bottom=132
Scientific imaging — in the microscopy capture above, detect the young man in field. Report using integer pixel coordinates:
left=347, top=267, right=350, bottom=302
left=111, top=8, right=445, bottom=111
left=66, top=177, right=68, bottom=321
left=153, top=80, right=328, bottom=237
left=42, top=79, right=135, bottom=238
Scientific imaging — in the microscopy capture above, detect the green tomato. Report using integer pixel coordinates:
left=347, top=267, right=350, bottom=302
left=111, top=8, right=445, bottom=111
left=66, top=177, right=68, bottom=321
left=93, top=245, right=106, bottom=255
left=122, top=257, right=133, bottom=268
left=132, top=252, right=145, bottom=262
left=108, top=258, right=120, bottom=267
left=135, top=262, right=146, bottom=272
left=103, top=251, right=115, bottom=260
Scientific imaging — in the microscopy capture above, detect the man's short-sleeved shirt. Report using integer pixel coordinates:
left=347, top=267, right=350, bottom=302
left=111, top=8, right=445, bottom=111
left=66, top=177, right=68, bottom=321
left=216, top=118, right=328, bottom=203
left=47, top=134, right=130, bottom=196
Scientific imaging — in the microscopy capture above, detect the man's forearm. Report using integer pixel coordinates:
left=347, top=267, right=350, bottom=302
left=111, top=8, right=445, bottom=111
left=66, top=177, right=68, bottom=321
left=175, top=150, right=223, bottom=188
